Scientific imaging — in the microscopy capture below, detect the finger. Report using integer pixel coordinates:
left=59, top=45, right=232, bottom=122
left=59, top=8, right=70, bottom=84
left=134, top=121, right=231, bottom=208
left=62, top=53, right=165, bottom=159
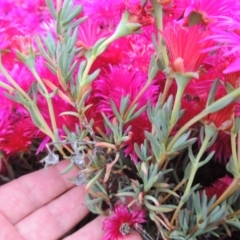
left=63, top=215, right=106, bottom=240
left=0, top=212, right=24, bottom=240
left=63, top=215, right=142, bottom=240
left=15, top=185, right=89, bottom=240
left=0, top=160, right=78, bottom=224
left=125, top=232, right=143, bottom=240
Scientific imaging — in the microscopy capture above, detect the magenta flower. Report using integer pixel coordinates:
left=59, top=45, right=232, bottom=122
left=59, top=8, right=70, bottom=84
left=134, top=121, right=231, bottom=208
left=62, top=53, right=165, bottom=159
left=127, top=4, right=154, bottom=27
left=212, top=54, right=240, bottom=87
left=0, top=63, right=42, bottom=155
left=0, top=95, right=39, bottom=155
left=0, top=0, right=51, bottom=34
left=207, top=132, right=232, bottom=163
left=76, top=18, right=109, bottom=50
left=172, top=0, right=237, bottom=26
left=203, top=24, right=240, bottom=74
left=11, top=35, right=35, bottom=57
left=79, top=0, right=125, bottom=27
left=102, top=204, right=146, bottom=240
left=92, top=66, right=158, bottom=118
left=204, top=176, right=233, bottom=198
left=0, top=114, right=38, bottom=155
left=205, top=30, right=240, bottom=55
left=89, top=66, right=159, bottom=162
left=162, top=23, right=213, bottom=74
left=0, top=17, right=23, bottom=51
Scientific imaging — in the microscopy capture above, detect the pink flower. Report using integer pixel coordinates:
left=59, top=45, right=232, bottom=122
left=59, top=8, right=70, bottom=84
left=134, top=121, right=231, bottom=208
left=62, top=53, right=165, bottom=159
left=202, top=12, right=240, bottom=72
left=205, top=30, right=240, bottom=56
left=0, top=60, right=43, bottom=155
left=127, top=4, right=154, bottom=27
left=204, top=101, right=235, bottom=132
left=182, top=72, right=234, bottom=163
left=0, top=115, right=38, bottom=155
left=93, top=66, right=158, bottom=117
left=161, top=23, right=213, bottom=74
left=11, top=35, right=35, bottom=57
left=203, top=25, right=240, bottom=74
left=176, top=95, right=202, bottom=128
left=35, top=57, right=79, bottom=135
left=91, top=25, right=155, bottom=74
left=80, top=0, right=125, bottom=27
left=102, top=204, right=146, bottom=240
left=189, top=79, right=235, bottom=132
left=213, top=55, right=240, bottom=87
left=85, top=93, right=106, bottom=133
left=122, top=26, right=156, bottom=72
left=92, top=40, right=126, bottom=70
left=199, top=89, right=234, bottom=162
left=0, top=17, right=23, bottom=52
left=172, top=0, right=237, bottom=26
left=123, top=116, right=152, bottom=163
left=89, top=66, right=159, bottom=162
left=204, top=175, right=233, bottom=198
left=223, top=58, right=240, bottom=74
left=208, top=132, right=232, bottom=163
left=0, top=98, right=40, bottom=155
left=1, top=63, right=35, bottom=91
left=76, top=18, right=109, bottom=51
left=0, top=33, right=10, bottom=51
left=0, top=0, right=51, bottom=34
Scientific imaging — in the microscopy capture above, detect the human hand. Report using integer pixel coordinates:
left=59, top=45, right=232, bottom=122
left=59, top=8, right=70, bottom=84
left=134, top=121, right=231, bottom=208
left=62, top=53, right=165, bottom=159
left=0, top=160, right=142, bottom=240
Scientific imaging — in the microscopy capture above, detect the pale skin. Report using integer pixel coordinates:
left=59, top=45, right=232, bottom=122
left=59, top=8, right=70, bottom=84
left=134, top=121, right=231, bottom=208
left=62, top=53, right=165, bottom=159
left=0, top=160, right=142, bottom=240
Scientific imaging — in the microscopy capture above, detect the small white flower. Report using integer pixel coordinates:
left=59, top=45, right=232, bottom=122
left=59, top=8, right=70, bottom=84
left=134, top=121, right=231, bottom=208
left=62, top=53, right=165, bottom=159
left=40, top=151, right=59, bottom=169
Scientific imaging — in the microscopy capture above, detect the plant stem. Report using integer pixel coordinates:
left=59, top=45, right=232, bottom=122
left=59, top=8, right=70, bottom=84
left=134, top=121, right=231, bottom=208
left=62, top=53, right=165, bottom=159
left=161, top=77, right=173, bottom=105
left=76, top=32, right=119, bottom=105
left=30, top=68, right=57, bottom=133
left=188, top=177, right=240, bottom=236
left=1, top=153, right=14, bottom=180
left=170, top=127, right=214, bottom=225
left=162, top=74, right=190, bottom=151
left=150, top=0, right=163, bottom=32
left=0, top=81, right=14, bottom=92
left=22, top=157, right=33, bottom=171
left=186, top=128, right=214, bottom=193
left=150, top=0, right=169, bottom=67
left=227, top=208, right=240, bottom=220
left=77, top=55, right=96, bottom=104
left=123, top=78, right=152, bottom=120
left=159, top=179, right=186, bottom=204
left=136, top=0, right=170, bottom=126
left=1, top=59, right=72, bottom=159
left=0, top=59, right=55, bottom=139
left=56, top=0, right=62, bottom=13
left=238, top=127, right=240, bottom=167
left=208, top=177, right=240, bottom=213
left=167, top=86, right=240, bottom=155
left=231, top=131, right=239, bottom=172
left=0, top=56, right=31, bottom=100
left=170, top=74, right=190, bottom=127
left=42, top=78, right=75, bottom=106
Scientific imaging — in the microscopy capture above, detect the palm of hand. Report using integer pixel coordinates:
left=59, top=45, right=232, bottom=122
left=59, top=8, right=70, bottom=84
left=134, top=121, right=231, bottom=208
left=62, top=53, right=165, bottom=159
left=0, top=161, right=141, bottom=240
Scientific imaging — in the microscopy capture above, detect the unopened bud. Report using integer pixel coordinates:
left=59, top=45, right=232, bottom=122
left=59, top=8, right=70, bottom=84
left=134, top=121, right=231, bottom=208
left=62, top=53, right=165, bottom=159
left=157, top=0, right=172, bottom=6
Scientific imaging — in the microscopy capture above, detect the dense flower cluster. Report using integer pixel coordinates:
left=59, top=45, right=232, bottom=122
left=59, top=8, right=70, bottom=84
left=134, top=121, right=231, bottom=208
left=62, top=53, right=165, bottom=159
left=0, top=0, right=238, bottom=158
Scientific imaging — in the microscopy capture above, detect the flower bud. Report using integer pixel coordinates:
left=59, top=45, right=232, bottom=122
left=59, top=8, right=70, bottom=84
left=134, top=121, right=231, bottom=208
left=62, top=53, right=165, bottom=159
left=157, top=0, right=172, bottom=6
